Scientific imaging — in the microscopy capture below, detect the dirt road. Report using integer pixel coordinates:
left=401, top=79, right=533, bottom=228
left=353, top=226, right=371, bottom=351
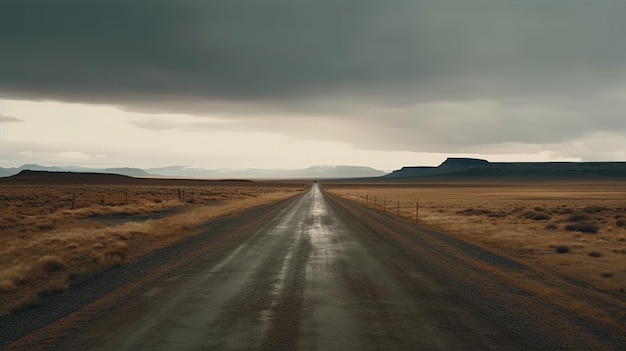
left=2, top=184, right=625, bottom=350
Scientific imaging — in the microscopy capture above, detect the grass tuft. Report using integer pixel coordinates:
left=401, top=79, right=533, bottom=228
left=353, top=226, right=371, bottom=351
left=96, top=242, right=128, bottom=269
left=0, top=279, right=15, bottom=290
left=39, top=255, right=65, bottom=272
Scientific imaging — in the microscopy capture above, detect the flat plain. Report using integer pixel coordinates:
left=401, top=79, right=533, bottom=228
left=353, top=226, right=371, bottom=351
left=2, top=181, right=626, bottom=350
left=323, top=181, right=626, bottom=295
left=0, top=178, right=308, bottom=315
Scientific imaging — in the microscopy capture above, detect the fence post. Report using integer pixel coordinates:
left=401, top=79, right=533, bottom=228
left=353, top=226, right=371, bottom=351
left=72, top=192, right=76, bottom=210
left=366, top=194, right=369, bottom=206
left=416, top=201, right=419, bottom=224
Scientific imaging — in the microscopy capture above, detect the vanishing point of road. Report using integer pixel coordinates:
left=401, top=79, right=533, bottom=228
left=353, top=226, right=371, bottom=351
left=3, top=184, right=625, bottom=350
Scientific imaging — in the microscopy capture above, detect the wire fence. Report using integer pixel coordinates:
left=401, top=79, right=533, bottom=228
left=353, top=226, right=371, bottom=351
left=345, top=192, right=421, bottom=224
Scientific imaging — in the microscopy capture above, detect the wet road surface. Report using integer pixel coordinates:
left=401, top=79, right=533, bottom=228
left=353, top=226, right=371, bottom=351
left=4, top=184, right=625, bottom=350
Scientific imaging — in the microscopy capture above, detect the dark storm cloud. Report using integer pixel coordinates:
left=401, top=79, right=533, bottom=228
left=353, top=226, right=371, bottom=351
left=2, top=1, right=626, bottom=154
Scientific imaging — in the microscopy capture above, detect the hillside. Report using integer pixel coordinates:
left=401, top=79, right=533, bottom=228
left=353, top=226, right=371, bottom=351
left=0, top=170, right=254, bottom=186
left=0, top=170, right=144, bottom=185
left=383, top=158, right=626, bottom=181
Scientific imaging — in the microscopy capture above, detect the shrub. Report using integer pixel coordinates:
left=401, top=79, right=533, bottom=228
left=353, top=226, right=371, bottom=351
left=555, top=245, right=570, bottom=254
left=458, top=208, right=506, bottom=217
left=565, top=222, right=600, bottom=234
left=92, top=243, right=105, bottom=250
left=568, top=212, right=591, bottom=222
left=552, top=205, right=574, bottom=214
left=553, top=207, right=574, bottom=215
left=588, top=251, right=602, bottom=258
left=522, top=211, right=551, bottom=221
left=66, top=243, right=79, bottom=249
left=616, top=219, right=626, bottom=228
left=545, top=223, right=558, bottom=230
left=583, top=205, right=606, bottom=214
left=509, top=207, right=525, bottom=214
left=36, top=223, right=56, bottom=231
left=459, top=208, right=488, bottom=216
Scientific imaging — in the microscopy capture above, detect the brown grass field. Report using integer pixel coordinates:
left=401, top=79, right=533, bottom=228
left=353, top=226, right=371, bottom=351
left=323, top=181, right=626, bottom=295
left=0, top=180, right=308, bottom=315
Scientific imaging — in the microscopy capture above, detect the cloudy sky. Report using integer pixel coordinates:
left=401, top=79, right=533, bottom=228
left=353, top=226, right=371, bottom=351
left=1, top=1, right=625, bottom=170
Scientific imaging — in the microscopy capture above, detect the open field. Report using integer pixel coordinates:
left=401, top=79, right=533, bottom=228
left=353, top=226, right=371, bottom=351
left=0, top=179, right=309, bottom=315
left=4, top=183, right=625, bottom=350
left=323, top=181, right=626, bottom=295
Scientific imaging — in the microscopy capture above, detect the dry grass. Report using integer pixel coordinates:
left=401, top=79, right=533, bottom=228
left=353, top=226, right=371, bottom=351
left=324, top=181, right=626, bottom=294
left=0, top=181, right=308, bottom=314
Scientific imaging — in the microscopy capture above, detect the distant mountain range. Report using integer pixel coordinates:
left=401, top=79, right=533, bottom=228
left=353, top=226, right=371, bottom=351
left=3, top=159, right=626, bottom=181
left=0, top=164, right=387, bottom=179
left=383, top=158, right=626, bottom=180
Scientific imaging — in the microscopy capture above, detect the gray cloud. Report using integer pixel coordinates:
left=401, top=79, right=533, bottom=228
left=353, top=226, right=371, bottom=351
left=0, top=115, right=22, bottom=123
left=1, top=1, right=626, bottom=157
left=129, top=118, right=178, bottom=131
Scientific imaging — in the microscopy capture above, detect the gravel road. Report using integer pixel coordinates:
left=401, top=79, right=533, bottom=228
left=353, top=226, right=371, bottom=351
left=3, top=184, right=625, bottom=350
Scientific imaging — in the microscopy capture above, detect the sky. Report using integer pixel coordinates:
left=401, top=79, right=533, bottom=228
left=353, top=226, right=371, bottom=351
left=1, top=1, right=625, bottom=170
